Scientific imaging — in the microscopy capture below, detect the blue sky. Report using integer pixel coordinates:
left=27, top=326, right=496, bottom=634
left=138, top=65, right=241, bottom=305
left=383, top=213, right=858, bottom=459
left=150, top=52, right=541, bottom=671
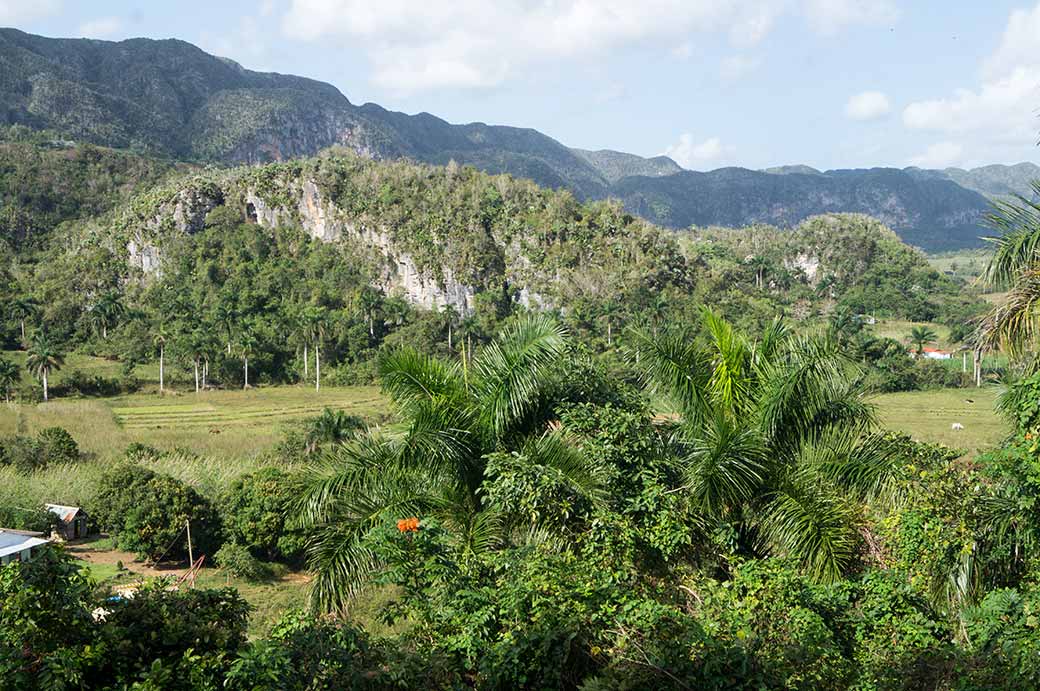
left=3, top=0, right=1040, bottom=171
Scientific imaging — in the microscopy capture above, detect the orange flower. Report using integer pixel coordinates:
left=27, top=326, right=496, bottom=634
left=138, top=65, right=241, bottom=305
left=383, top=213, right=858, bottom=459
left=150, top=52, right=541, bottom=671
left=396, top=517, right=420, bottom=532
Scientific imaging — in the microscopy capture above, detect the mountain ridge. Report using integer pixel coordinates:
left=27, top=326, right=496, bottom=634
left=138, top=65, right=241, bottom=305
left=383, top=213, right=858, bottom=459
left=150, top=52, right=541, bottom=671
left=1, top=28, right=1035, bottom=251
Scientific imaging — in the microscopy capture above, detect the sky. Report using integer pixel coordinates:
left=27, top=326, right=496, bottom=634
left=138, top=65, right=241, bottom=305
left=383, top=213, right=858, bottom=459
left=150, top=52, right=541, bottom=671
left=2, top=0, right=1040, bottom=171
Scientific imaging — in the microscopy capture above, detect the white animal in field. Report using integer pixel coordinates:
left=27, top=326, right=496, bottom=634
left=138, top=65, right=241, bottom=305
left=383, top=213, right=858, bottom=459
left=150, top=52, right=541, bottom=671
left=951, top=423, right=964, bottom=431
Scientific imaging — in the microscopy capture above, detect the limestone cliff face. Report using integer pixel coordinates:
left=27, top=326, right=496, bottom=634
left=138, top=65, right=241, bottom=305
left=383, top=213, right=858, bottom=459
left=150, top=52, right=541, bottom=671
left=127, top=183, right=224, bottom=275
left=243, top=179, right=478, bottom=312
left=127, top=175, right=480, bottom=312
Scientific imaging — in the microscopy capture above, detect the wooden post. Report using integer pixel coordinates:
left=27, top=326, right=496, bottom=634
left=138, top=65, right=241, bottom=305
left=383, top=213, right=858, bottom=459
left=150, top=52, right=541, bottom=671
left=185, top=519, right=193, bottom=572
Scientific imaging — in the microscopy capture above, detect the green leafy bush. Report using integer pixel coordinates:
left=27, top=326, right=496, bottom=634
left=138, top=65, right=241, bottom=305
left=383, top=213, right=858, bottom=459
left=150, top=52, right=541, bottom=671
left=0, top=427, right=79, bottom=472
left=221, top=467, right=305, bottom=564
left=214, top=541, right=271, bottom=582
left=35, top=426, right=79, bottom=464
left=92, top=463, right=222, bottom=562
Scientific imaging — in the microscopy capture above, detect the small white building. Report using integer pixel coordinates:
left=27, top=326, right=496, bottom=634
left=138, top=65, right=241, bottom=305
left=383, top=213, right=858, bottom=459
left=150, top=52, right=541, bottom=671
left=921, top=348, right=952, bottom=360
left=0, top=529, right=50, bottom=565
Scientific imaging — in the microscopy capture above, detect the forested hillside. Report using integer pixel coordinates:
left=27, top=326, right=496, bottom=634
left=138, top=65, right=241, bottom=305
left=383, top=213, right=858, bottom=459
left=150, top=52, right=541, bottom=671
left=0, top=29, right=1029, bottom=251
left=0, top=148, right=984, bottom=398
left=615, top=166, right=993, bottom=251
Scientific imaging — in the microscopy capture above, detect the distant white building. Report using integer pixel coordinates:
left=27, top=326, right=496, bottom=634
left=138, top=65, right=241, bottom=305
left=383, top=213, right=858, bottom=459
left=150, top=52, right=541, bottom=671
left=921, top=347, right=952, bottom=360
left=0, top=529, right=49, bottom=565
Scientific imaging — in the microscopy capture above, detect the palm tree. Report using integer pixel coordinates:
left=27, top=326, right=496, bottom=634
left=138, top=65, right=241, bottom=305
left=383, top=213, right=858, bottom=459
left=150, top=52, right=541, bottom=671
left=25, top=333, right=65, bottom=402
left=633, top=307, right=891, bottom=584
left=186, top=328, right=209, bottom=393
left=294, top=315, right=604, bottom=613
left=977, top=182, right=1040, bottom=357
left=90, top=291, right=124, bottom=339
left=301, top=306, right=328, bottom=391
left=153, top=326, right=168, bottom=394
left=909, top=325, right=938, bottom=355
left=10, top=296, right=37, bottom=344
left=240, top=330, right=258, bottom=389
left=216, top=300, right=237, bottom=355
left=305, top=408, right=364, bottom=454
left=0, top=357, right=18, bottom=403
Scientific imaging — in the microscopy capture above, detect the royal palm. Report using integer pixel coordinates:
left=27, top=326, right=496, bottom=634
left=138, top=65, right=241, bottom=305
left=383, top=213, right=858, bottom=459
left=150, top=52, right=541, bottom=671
left=295, top=315, right=601, bottom=612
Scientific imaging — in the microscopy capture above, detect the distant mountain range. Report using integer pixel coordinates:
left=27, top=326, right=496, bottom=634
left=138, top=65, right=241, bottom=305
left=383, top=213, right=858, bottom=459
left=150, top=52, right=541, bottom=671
left=1, top=28, right=1037, bottom=251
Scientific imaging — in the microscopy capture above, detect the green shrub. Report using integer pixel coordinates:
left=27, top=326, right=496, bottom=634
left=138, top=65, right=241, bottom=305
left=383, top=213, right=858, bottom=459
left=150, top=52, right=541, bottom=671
left=214, top=541, right=271, bottom=582
left=92, top=464, right=222, bottom=562
left=35, top=427, right=79, bottom=464
left=221, top=467, right=305, bottom=564
left=0, top=436, right=42, bottom=473
left=0, top=502, right=53, bottom=533
left=0, top=546, right=100, bottom=688
left=226, top=610, right=447, bottom=690
left=94, top=580, right=250, bottom=689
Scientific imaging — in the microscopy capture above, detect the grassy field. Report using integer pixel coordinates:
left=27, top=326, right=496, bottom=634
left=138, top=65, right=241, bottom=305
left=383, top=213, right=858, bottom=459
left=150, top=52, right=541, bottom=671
left=926, top=249, right=992, bottom=284
left=0, top=385, right=387, bottom=461
left=1, top=349, right=162, bottom=387
left=868, top=318, right=955, bottom=349
left=872, top=386, right=1007, bottom=452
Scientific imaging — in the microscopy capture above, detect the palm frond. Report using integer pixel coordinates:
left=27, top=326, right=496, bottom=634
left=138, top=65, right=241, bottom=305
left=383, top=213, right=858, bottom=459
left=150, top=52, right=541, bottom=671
left=396, top=399, right=481, bottom=489
left=755, top=315, right=789, bottom=368
left=812, top=431, right=906, bottom=505
left=700, top=306, right=752, bottom=416
left=379, top=347, right=466, bottom=412
left=976, top=268, right=1040, bottom=356
left=519, top=430, right=607, bottom=509
left=293, top=437, right=447, bottom=612
left=472, top=314, right=568, bottom=438
left=757, top=470, right=858, bottom=584
left=983, top=185, right=1040, bottom=289
left=757, top=334, right=872, bottom=454
left=628, top=327, right=710, bottom=423
left=675, top=412, right=767, bottom=518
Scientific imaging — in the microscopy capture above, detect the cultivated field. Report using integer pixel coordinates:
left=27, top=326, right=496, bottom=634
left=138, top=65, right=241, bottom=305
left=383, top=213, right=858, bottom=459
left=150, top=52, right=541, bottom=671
left=0, top=385, right=388, bottom=460
left=871, top=386, right=1006, bottom=451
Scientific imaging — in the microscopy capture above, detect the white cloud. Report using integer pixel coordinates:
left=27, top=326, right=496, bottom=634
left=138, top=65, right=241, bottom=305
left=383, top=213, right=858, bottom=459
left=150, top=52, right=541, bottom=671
left=908, top=141, right=964, bottom=168
left=281, top=0, right=903, bottom=92
left=78, top=17, right=123, bottom=39
left=803, top=0, right=899, bottom=35
left=983, top=3, right=1040, bottom=79
left=671, top=41, right=694, bottom=60
left=720, top=54, right=761, bottom=81
left=0, top=0, right=61, bottom=24
left=664, top=134, right=735, bottom=169
left=901, top=2, right=1040, bottom=164
left=844, top=90, right=891, bottom=121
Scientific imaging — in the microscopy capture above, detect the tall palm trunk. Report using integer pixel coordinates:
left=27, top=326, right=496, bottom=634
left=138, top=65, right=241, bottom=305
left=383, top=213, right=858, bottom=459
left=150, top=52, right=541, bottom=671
left=315, top=348, right=321, bottom=391
left=194, top=359, right=200, bottom=393
left=19, top=320, right=25, bottom=343
left=159, top=345, right=165, bottom=393
left=42, top=368, right=48, bottom=402
left=304, top=343, right=309, bottom=378
left=244, top=357, right=249, bottom=389
left=203, top=358, right=208, bottom=390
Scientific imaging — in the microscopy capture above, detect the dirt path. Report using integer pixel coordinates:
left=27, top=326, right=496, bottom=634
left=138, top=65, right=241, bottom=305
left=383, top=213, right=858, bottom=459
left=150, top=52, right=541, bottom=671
left=65, top=539, right=184, bottom=578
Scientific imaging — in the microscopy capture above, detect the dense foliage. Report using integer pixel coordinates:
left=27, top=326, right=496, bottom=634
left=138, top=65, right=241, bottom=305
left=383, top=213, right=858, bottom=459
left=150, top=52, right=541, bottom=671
left=91, top=463, right=221, bottom=562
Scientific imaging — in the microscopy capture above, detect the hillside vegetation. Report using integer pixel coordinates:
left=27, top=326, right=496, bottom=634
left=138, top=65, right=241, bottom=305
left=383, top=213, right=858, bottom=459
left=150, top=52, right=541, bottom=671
left=0, top=29, right=1028, bottom=251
